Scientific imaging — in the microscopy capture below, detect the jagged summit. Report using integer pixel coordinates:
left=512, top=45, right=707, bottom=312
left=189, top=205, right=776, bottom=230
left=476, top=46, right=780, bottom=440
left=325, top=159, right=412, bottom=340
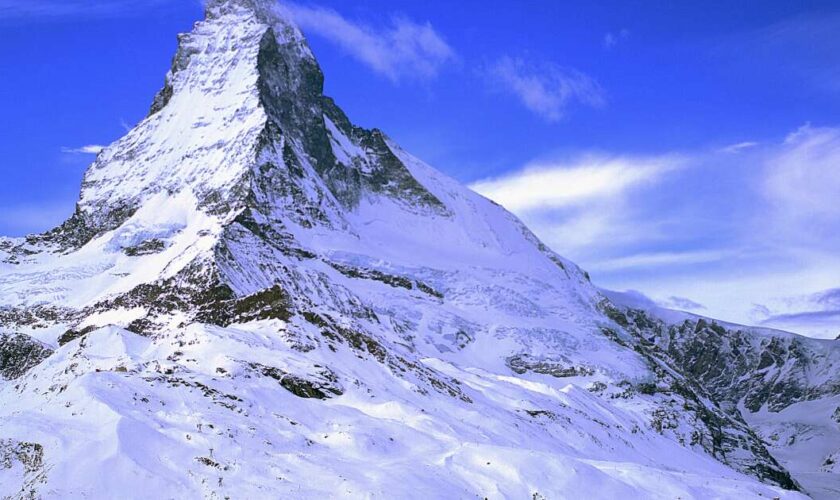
left=201, top=0, right=317, bottom=79
left=0, top=2, right=837, bottom=499
left=39, top=0, right=445, bottom=253
left=201, top=0, right=312, bottom=63
left=205, top=0, right=286, bottom=20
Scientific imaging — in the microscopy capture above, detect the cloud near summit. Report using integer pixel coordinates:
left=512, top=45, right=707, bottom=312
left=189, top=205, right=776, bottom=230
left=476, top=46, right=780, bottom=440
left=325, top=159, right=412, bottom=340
left=282, top=3, right=456, bottom=82
left=485, top=57, right=606, bottom=122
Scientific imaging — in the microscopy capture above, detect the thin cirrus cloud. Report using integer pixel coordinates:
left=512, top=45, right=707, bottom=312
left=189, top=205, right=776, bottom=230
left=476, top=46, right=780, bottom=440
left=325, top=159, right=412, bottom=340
left=719, top=141, right=759, bottom=154
left=589, top=250, right=731, bottom=273
left=281, top=3, right=456, bottom=82
left=61, top=145, right=106, bottom=155
left=486, top=56, right=606, bottom=122
left=756, top=287, right=840, bottom=336
left=603, top=29, right=629, bottom=49
left=469, top=153, right=685, bottom=261
left=469, top=154, right=681, bottom=213
left=762, top=124, right=840, bottom=241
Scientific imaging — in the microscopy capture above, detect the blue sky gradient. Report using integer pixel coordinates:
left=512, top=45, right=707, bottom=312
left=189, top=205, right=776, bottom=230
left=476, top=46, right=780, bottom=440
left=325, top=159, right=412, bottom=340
left=1, top=0, right=839, bottom=337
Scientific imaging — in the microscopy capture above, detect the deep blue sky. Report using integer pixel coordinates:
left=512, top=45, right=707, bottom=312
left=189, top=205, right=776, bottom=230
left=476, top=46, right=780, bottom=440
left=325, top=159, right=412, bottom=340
left=1, top=0, right=839, bottom=337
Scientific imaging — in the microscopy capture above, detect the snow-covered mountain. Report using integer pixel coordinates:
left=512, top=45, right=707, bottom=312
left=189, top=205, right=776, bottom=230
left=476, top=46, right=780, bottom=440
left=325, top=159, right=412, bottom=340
left=0, top=0, right=837, bottom=498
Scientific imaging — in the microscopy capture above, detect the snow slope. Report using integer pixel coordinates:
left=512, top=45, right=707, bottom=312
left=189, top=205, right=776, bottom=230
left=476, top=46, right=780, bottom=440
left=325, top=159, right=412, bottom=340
left=0, top=324, right=803, bottom=499
left=0, top=0, right=835, bottom=498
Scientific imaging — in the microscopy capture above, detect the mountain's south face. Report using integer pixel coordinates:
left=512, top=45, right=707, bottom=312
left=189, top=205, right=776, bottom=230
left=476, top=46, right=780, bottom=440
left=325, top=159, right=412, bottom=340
left=0, top=1, right=837, bottom=498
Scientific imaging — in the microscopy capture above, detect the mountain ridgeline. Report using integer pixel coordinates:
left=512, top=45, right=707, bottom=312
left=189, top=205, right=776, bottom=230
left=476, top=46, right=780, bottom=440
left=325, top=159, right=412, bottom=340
left=0, top=1, right=837, bottom=498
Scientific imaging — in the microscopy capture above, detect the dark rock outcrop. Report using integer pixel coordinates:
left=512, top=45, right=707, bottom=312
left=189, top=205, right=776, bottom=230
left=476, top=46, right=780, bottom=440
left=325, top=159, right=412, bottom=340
left=0, top=333, right=53, bottom=380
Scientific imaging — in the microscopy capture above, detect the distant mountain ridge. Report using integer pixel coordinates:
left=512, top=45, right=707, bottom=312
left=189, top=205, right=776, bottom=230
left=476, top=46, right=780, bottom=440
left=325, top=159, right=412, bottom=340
left=0, top=1, right=837, bottom=498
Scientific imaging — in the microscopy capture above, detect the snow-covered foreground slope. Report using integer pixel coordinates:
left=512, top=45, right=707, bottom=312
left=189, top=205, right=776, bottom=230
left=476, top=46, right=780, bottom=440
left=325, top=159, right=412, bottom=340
left=0, top=324, right=804, bottom=499
left=0, top=0, right=836, bottom=498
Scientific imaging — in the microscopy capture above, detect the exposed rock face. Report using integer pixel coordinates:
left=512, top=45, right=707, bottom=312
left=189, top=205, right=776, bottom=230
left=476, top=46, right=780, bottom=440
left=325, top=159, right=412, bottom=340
left=0, top=439, right=47, bottom=499
left=0, top=1, right=834, bottom=498
left=0, top=333, right=53, bottom=381
left=602, top=299, right=840, bottom=497
left=506, top=354, right=596, bottom=378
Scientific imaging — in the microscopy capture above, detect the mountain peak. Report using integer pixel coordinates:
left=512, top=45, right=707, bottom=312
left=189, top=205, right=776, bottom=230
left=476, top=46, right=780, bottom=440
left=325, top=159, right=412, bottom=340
left=200, top=0, right=311, bottom=62
left=202, top=0, right=309, bottom=49
left=205, top=0, right=282, bottom=20
left=2, top=3, right=835, bottom=497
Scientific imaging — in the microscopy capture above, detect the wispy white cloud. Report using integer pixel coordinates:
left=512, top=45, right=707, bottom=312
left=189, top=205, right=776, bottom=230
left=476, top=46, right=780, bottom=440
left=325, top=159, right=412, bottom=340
left=750, top=286, right=840, bottom=337
left=486, top=56, right=605, bottom=122
left=0, top=0, right=173, bottom=20
left=719, top=141, right=759, bottom=154
left=470, top=154, right=681, bottom=213
left=590, top=250, right=730, bottom=273
left=470, top=153, right=684, bottom=258
left=282, top=3, right=455, bottom=82
left=61, top=145, right=105, bottom=155
left=603, top=29, right=629, bottom=49
left=762, top=124, right=840, bottom=245
left=763, top=311, right=840, bottom=336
